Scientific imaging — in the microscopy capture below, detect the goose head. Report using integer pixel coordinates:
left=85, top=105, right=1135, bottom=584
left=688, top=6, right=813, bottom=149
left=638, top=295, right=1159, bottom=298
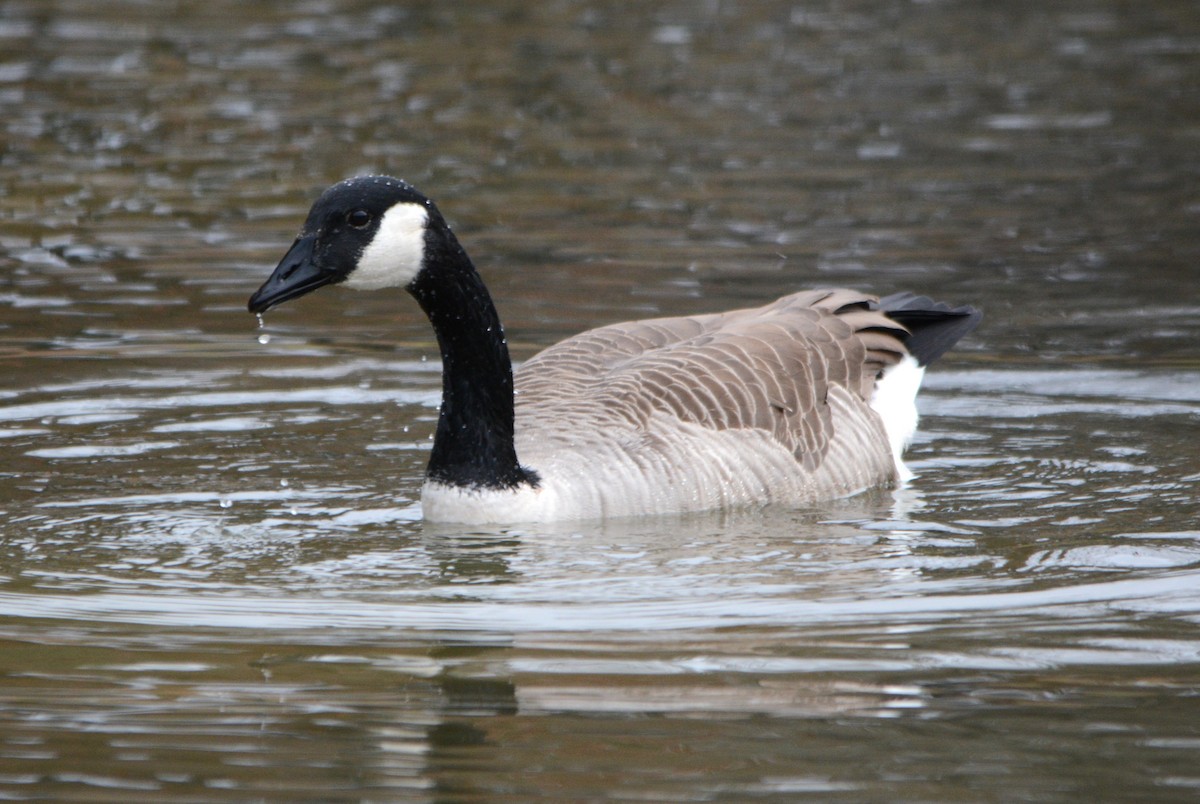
left=248, top=175, right=440, bottom=314
left=250, top=176, right=530, bottom=494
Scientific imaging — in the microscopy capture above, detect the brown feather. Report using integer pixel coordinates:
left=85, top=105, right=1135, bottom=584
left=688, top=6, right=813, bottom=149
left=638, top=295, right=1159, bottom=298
left=515, top=288, right=904, bottom=476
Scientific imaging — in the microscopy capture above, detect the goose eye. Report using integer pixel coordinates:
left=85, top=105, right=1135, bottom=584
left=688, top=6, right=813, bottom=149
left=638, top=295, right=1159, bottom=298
left=346, top=209, right=371, bottom=228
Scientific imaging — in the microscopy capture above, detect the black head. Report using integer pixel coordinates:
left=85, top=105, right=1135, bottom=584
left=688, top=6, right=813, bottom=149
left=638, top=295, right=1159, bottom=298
left=248, top=175, right=437, bottom=314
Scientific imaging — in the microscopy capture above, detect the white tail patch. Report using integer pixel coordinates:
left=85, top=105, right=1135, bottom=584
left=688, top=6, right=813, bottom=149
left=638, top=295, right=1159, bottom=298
left=869, top=355, right=925, bottom=482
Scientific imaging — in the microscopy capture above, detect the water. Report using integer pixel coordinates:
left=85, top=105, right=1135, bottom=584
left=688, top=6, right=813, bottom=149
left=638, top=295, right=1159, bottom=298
left=2, top=0, right=1200, bottom=800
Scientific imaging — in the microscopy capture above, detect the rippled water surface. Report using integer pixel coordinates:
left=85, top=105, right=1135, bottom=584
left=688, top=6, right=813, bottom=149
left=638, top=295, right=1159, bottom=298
left=2, top=1, right=1199, bottom=800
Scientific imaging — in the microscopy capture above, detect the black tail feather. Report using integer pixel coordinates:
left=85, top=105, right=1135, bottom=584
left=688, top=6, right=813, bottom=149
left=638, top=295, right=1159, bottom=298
left=879, top=292, right=982, bottom=367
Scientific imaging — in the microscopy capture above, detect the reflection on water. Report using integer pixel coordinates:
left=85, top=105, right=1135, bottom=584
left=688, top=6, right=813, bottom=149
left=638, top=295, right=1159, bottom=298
left=2, top=0, right=1200, bottom=800
left=4, top=356, right=1200, bottom=798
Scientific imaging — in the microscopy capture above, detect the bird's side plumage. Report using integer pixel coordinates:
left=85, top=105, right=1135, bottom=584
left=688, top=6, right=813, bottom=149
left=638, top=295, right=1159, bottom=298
left=425, top=289, right=913, bottom=522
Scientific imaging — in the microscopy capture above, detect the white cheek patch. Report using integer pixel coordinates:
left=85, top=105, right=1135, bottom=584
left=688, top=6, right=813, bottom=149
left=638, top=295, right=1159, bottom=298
left=345, top=203, right=428, bottom=290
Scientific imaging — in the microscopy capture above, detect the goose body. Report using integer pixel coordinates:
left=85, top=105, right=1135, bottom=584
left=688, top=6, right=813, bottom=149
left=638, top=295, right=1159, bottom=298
left=249, top=176, right=980, bottom=524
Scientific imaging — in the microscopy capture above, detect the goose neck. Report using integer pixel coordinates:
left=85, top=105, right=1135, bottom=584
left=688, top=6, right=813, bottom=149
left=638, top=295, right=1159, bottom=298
left=407, top=240, right=532, bottom=490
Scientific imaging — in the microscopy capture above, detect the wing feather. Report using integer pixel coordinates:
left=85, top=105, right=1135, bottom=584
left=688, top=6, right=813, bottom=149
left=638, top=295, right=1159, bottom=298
left=515, top=288, right=907, bottom=474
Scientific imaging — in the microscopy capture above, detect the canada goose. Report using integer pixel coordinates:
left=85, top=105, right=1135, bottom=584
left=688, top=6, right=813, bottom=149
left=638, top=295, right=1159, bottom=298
left=249, top=176, right=981, bottom=524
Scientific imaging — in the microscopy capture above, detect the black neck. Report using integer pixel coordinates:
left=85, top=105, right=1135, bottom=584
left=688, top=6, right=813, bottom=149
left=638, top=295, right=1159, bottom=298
left=407, top=224, right=536, bottom=491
